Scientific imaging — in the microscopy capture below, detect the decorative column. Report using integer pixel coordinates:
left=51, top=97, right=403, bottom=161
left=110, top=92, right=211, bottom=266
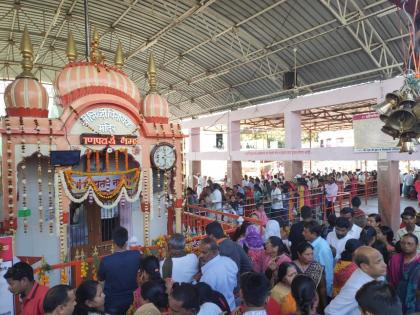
left=227, top=120, right=242, bottom=186
left=175, top=199, right=182, bottom=233
left=377, top=160, right=400, bottom=232
left=284, top=111, right=303, bottom=180
left=190, top=127, right=201, bottom=188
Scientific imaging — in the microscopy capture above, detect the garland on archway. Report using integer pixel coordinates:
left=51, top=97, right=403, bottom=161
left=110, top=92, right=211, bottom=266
left=57, top=168, right=142, bottom=209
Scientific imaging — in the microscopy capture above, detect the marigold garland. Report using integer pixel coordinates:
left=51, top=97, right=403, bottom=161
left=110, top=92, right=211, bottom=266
left=58, top=170, right=142, bottom=209
left=80, top=250, right=88, bottom=279
left=63, top=168, right=140, bottom=199
left=38, top=257, right=51, bottom=286
left=60, top=269, right=68, bottom=284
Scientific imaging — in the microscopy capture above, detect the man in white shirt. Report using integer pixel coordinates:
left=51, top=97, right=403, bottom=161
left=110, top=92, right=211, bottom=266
left=325, top=246, right=387, bottom=315
left=161, top=233, right=198, bottom=283
left=327, top=217, right=353, bottom=260
left=340, top=207, right=362, bottom=239
left=210, top=184, right=222, bottom=211
left=395, top=207, right=420, bottom=251
left=199, top=237, right=238, bottom=310
left=358, top=172, right=366, bottom=184
left=325, top=178, right=338, bottom=216
left=242, top=175, right=249, bottom=188
left=193, top=173, right=204, bottom=197
left=403, top=172, right=414, bottom=197
left=270, top=182, right=283, bottom=221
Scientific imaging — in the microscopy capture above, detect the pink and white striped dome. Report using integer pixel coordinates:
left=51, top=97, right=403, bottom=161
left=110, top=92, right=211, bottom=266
left=4, top=77, right=49, bottom=117
left=141, top=92, right=169, bottom=124
left=54, top=61, right=141, bottom=109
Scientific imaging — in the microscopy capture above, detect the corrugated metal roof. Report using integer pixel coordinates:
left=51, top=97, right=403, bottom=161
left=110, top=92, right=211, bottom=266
left=0, top=0, right=410, bottom=120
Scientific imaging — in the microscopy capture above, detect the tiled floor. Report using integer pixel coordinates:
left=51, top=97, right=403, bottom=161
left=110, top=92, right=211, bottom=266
left=362, top=196, right=418, bottom=215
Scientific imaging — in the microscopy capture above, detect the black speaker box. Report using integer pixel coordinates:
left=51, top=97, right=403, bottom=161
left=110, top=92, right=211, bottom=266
left=283, top=71, right=297, bottom=90
left=50, top=150, right=81, bottom=166
left=216, top=133, right=223, bottom=149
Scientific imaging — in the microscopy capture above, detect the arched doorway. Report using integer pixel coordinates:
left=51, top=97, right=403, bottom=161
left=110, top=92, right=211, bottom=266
left=68, top=149, right=140, bottom=259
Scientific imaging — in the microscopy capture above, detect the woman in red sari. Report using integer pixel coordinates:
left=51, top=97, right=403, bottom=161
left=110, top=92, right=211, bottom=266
left=333, top=239, right=361, bottom=297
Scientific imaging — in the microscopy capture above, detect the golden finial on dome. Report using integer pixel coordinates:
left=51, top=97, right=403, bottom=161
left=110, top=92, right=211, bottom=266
left=66, top=31, right=77, bottom=62
left=148, top=52, right=157, bottom=93
left=114, top=41, right=124, bottom=69
left=90, top=26, right=102, bottom=64
left=18, top=26, right=34, bottom=78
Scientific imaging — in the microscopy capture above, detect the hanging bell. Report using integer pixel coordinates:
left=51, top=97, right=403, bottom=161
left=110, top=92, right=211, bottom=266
left=399, top=90, right=416, bottom=108
left=400, top=138, right=416, bottom=154
left=379, top=114, right=389, bottom=123
left=412, top=101, right=420, bottom=119
left=381, top=125, right=399, bottom=138
left=387, top=106, right=417, bottom=131
left=372, top=91, right=400, bottom=115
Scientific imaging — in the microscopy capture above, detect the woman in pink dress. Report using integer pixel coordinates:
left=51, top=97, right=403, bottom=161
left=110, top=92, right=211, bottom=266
left=414, top=173, right=420, bottom=206
left=250, top=203, right=268, bottom=226
left=255, top=236, right=291, bottom=285
left=239, top=225, right=265, bottom=272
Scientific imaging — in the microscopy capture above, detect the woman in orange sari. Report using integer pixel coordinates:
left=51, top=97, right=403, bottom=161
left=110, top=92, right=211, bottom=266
left=333, top=239, right=362, bottom=297
left=266, top=262, right=298, bottom=315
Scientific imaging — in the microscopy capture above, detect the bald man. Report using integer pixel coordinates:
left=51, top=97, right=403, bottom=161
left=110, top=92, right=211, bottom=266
left=325, top=246, right=387, bottom=315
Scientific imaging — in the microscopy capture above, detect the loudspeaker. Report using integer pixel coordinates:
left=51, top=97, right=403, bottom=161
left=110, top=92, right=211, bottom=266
left=216, top=134, right=223, bottom=149
left=283, top=71, right=297, bottom=90
left=50, top=150, right=81, bottom=166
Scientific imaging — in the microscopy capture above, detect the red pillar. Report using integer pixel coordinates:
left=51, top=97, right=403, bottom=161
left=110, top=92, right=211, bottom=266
left=377, top=160, right=400, bottom=232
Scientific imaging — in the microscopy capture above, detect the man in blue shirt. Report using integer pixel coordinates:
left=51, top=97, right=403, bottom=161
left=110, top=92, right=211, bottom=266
left=98, top=226, right=142, bottom=315
left=303, top=220, right=334, bottom=297
left=199, top=237, right=238, bottom=310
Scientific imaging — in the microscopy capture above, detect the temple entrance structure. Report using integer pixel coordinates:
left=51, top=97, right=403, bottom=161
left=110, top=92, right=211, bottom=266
left=0, top=27, right=184, bottom=270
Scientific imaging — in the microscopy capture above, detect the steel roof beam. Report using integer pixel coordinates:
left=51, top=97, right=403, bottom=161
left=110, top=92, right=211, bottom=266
left=163, top=3, right=401, bottom=96
left=125, top=0, right=218, bottom=61
left=175, top=63, right=402, bottom=120
left=33, top=0, right=66, bottom=63
left=320, top=0, right=402, bottom=77
left=167, top=33, right=405, bottom=106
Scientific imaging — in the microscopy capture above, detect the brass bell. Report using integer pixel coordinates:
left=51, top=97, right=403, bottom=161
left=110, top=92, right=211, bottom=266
left=387, top=106, right=417, bottom=131
left=379, top=114, right=389, bottom=123
left=372, top=91, right=400, bottom=115
left=381, top=125, right=399, bottom=138
left=412, top=101, right=420, bottom=119
left=399, top=90, right=416, bottom=107
left=400, top=138, right=416, bottom=154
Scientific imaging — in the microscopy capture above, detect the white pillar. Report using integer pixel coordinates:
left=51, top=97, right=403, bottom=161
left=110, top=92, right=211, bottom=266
left=227, top=119, right=242, bottom=186
left=284, top=111, right=302, bottom=180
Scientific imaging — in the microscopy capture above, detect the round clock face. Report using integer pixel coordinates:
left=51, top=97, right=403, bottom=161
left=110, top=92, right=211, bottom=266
left=151, top=143, right=176, bottom=170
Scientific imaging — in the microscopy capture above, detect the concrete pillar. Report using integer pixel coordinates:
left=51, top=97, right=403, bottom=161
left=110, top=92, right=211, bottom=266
left=190, top=127, right=201, bottom=188
left=377, top=160, right=400, bottom=232
left=284, top=111, right=302, bottom=180
left=284, top=161, right=303, bottom=181
left=285, top=111, right=301, bottom=149
left=227, top=120, right=242, bottom=186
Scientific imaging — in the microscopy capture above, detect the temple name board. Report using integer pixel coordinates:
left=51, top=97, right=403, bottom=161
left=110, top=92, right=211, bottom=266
left=80, top=134, right=138, bottom=145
